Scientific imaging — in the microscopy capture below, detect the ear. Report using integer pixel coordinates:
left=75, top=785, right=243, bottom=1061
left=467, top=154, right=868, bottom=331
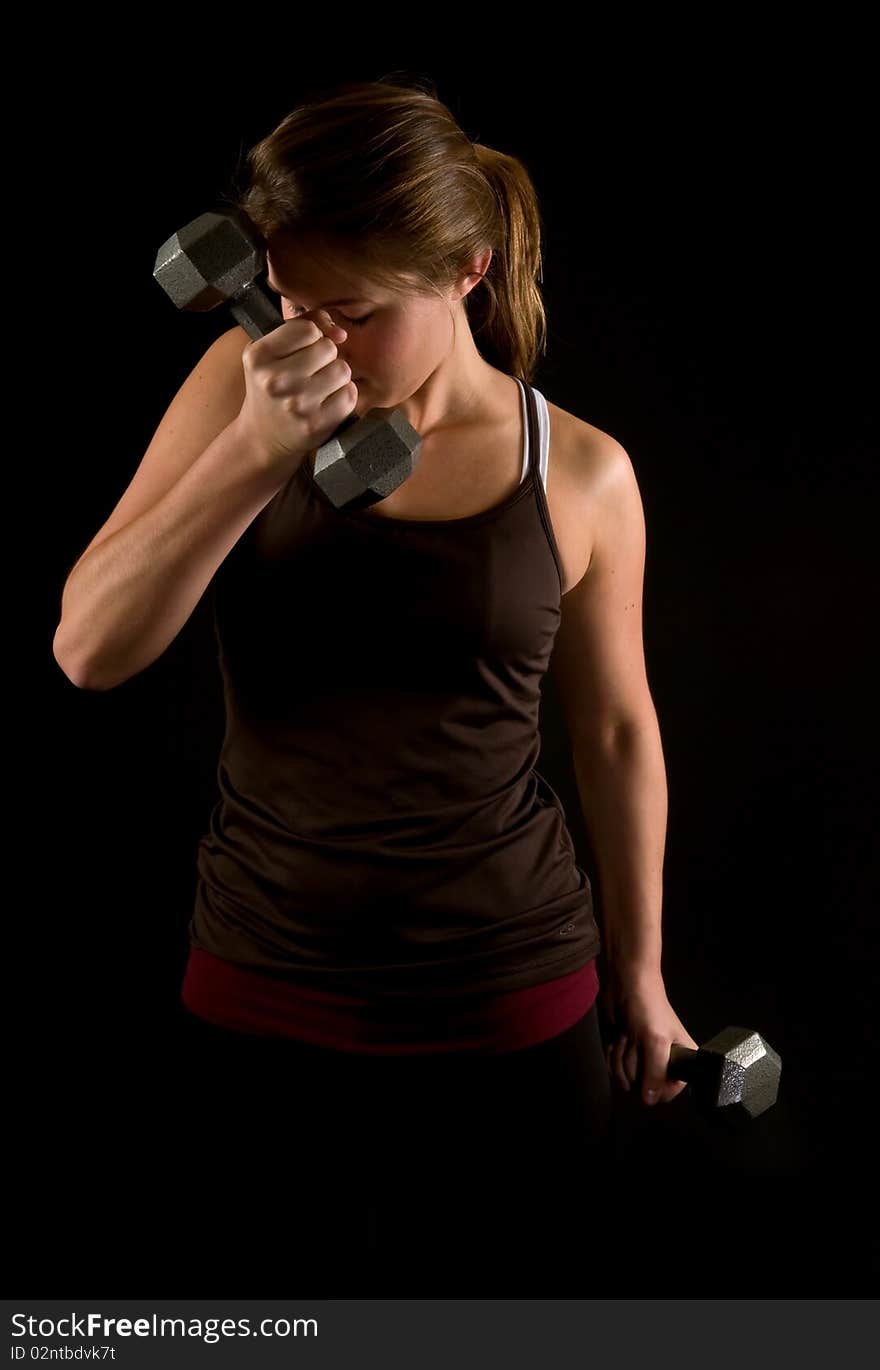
left=459, top=247, right=493, bottom=300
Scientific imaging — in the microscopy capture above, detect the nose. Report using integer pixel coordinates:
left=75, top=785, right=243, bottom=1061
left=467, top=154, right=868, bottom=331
left=317, top=308, right=348, bottom=348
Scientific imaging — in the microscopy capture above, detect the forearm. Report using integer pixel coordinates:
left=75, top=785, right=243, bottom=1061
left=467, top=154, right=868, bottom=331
left=570, top=720, right=668, bottom=978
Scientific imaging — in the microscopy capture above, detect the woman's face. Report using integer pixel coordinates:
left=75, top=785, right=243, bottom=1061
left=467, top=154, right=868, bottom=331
left=264, top=238, right=482, bottom=425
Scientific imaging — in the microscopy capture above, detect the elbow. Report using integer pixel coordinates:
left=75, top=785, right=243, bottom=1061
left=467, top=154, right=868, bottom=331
left=57, top=660, right=118, bottom=692
left=53, top=653, right=96, bottom=691
left=52, top=627, right=85, bottom=688
left=52, top=627, right=107, bottom=691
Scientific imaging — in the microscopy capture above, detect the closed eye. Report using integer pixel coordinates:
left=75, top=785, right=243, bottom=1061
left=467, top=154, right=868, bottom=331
left=264, top=279, right=372, bottom=327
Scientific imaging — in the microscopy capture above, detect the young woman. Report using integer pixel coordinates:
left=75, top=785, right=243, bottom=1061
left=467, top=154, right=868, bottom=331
left=54, top=75, right=698, bottom=1295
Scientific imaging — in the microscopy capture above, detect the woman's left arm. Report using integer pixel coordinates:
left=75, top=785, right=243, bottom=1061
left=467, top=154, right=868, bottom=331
left=549, top=432, right=700, bottom=1105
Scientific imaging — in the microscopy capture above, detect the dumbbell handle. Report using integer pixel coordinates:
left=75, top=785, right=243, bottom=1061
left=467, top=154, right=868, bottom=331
left=629, top=1042, right=706, bottom=1092
left=667, top=1042, right=705, bottom=1079
left=227, top=280, right=289, bottom=341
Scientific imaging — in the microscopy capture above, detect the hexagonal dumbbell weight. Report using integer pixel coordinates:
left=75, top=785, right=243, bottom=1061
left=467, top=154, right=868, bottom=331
left=152, top=208, right=422, bottom=511
left=664, top=1024, right=782, bottom=1120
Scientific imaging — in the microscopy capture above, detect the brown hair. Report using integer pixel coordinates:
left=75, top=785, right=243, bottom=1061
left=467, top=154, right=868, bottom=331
left=225, top=73, right=548, bottom=382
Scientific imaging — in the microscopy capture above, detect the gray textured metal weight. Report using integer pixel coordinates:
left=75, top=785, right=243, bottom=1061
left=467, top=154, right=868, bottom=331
left=666, top=1025, right=782, bottom=1120
left=152, top=208, right=422, bottom=511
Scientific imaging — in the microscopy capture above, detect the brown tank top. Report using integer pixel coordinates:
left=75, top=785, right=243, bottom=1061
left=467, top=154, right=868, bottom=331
left=181, top=377, right=602, bottom=1052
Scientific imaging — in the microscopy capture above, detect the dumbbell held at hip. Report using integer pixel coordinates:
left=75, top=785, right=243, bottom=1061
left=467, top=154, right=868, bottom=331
left=630, top=1024, right=782, bottom=1122
left=152, top=208, right=422, bottom=510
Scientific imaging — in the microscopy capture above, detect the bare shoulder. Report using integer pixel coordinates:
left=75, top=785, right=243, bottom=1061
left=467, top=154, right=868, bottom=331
left=545, top=399, right=629, bottom=494
left=222, top=323, right=253, bottom=352
left=542, top=400, right=636, bottom=590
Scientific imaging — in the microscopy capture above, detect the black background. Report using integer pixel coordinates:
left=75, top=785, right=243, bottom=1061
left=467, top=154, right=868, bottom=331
left=28, top=36, right=877, bottom=1299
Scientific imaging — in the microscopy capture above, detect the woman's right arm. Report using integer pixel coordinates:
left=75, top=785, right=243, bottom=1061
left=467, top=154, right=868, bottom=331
left=53, top=307, right=353, bottom=692
left=52, top=417, right=286, bottom=690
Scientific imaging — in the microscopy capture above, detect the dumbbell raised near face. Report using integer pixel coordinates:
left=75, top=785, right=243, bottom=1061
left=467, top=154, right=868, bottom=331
left=153, top=208, right=422, bottom=510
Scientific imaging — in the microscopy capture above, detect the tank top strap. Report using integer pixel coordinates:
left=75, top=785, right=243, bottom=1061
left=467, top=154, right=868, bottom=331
left=512, top=376, right=565, bottom=593
left=514, top=377, right=543, bottom=489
